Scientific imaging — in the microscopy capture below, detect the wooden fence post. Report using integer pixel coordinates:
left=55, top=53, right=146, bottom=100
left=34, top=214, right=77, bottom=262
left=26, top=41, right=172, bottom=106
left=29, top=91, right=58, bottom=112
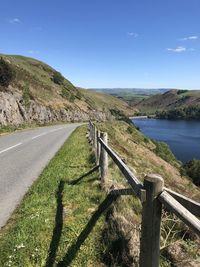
left=100, top=132, right=108, bottom=185
left=93, top=125, right=97, bottom=152
left=139, top=174, right=164, bottom=267
left=89, top=121, right=92, bottom=142
left=92, top=123, right=94, bottom=143
left=96, top=130, right=101, bottom=164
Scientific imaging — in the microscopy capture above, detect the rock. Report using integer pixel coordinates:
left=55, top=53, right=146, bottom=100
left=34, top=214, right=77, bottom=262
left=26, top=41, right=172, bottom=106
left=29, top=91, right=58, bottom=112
left=0, top=91, right=24, bottom=125
left=0, top=91, right=108, bottom=126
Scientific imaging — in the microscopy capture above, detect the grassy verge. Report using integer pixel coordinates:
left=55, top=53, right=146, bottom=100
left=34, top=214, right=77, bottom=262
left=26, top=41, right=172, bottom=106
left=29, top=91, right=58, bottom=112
left=0, top=124, right=35, bottom=135
left=0, top=125, right=106, bottom=267
left=0, top=121, right=75, bottom=135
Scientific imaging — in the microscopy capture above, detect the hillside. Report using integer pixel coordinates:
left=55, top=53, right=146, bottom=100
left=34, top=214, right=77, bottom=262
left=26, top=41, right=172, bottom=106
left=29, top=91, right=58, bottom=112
left=135, top=89, right=200, bottom=114
left=0, top=54, right=134, bottom=126
left=96, top=120, right=200, bottom=266
left=90, top=88, right=169, bottom=105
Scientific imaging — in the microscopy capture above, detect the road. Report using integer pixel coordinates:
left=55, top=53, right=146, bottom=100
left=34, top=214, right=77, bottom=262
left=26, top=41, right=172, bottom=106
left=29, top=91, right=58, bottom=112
left=0, top=123, right=81, bottom=228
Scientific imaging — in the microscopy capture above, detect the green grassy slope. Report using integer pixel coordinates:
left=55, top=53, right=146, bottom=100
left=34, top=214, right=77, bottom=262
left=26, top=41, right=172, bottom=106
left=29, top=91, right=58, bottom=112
left=0, top=54, right=133, bottom=116
left=135, top=89, right=200, bottom=113
left=79, top=87, right=134, bottom=114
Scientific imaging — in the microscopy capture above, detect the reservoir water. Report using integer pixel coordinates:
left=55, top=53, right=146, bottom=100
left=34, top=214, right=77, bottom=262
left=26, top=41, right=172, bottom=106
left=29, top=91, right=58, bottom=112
left=132, top=118, right=200, bottom=163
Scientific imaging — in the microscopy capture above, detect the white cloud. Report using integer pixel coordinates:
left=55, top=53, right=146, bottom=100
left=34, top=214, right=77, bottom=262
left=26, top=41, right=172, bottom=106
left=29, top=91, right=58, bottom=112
left=127, top=32, right=138, bottom=38
left=28, top=50, right=40, bottom=54
left=9, top=18, right=21, bottom=24
left=188, top=36, right=198, bottom=40
left=167, top=46, right=187, bottom=53
left=180, top=35, right=198, bottom=41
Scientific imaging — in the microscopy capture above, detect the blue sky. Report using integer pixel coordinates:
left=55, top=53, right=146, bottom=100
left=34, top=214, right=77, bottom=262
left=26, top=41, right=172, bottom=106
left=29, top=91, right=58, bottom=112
left=1, top=0, right=200, bottom=89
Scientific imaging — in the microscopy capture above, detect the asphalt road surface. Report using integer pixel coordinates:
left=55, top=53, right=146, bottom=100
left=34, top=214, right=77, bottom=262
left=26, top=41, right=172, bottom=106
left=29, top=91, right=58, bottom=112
left=0, top=123, right=82, bottom=228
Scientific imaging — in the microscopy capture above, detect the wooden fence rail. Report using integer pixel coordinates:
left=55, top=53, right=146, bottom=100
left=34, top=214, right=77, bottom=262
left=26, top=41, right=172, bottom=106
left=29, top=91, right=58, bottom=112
left=88, top=121, right=200, bottom=267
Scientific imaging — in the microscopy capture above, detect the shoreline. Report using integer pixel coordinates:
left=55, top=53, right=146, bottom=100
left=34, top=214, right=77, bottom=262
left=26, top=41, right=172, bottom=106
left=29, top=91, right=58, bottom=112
left=130, top=115, right=156, bottom=119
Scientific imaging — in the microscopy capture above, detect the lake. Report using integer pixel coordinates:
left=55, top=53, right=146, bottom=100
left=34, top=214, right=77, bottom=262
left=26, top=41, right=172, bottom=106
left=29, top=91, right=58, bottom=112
left=132, top=118, right=200, bottom=163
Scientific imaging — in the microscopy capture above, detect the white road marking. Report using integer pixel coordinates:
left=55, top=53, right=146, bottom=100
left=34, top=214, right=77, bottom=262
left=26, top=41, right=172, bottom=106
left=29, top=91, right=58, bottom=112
left=31, top=133, right=47, bottom=140
left=31, top=127, right=64, bottom=140
left=0, top=143, right=23, bottom=155
left=0, top=127, right=65, bottom=155
left=49, top=127, right=65, bottom=133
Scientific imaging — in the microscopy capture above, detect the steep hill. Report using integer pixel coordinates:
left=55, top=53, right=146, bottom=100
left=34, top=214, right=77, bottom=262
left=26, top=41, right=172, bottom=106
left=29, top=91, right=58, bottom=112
left=0, top=54, right=133, bottom=126
left=97, top=120, right=200, bottom=266
left=135, top=89, right=200, bottom=113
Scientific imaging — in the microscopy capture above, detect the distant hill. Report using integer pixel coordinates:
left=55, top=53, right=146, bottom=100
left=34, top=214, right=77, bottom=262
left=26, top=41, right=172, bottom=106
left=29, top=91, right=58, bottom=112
left=89, top=88, right=169, bottom=104
left=135, top=89, right=200, bottom=114
left=0, top=54, right=134, bottom=126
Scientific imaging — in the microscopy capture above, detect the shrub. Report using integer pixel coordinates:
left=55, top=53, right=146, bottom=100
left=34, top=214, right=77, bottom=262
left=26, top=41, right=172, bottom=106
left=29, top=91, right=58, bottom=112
left=61, top=87, right=76, bottom=102
left=22, top=83, right=30, bottom=108
left=127, top=125, right=134, bottom=134
left=52, top=71, right=64, bottom=85
left=0, top=58, right=16, bottom=87
left=61, top=87, right=70, bottom=99
left=109, top=109, right=133, bottom=125
left=152, top=140, right=177, bottom=165
left=177, top=89, right=188, bottom=95
left=181, top=159, right=200, bottom=186
left=76, top=90, right=83, bottom=100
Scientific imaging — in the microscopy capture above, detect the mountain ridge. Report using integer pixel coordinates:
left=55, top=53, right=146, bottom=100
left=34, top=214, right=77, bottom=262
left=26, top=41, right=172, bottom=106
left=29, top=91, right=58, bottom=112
left=135, top=89, right=200, bottom=113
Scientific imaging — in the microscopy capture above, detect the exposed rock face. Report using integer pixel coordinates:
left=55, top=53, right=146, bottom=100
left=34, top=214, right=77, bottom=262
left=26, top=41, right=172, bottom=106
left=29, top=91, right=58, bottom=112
left=0, top=91, right=25, bottom=125
left=0, top=91, right=108, bottom=126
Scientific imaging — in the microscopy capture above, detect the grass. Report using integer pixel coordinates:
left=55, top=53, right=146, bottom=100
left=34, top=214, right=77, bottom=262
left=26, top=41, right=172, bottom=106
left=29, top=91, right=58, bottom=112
left=0, top=124, right=38, bottom=135
left=0, top=125, right=106, bottom=267
left=79, top=87, right=133, bottom=116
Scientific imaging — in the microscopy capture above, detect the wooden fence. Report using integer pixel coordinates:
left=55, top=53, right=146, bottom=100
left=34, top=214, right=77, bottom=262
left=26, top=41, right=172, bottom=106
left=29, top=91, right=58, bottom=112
left=88, top=121, right=200, bottom=267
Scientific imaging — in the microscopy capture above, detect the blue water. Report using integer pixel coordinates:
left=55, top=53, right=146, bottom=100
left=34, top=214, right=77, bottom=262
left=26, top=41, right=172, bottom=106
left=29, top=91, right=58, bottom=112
left=132, top=118, right=200, bottom=163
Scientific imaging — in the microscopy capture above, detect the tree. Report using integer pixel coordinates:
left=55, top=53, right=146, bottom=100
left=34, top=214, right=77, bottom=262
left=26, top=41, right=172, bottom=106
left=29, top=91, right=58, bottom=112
left=0, top=58, right=15, bottom=87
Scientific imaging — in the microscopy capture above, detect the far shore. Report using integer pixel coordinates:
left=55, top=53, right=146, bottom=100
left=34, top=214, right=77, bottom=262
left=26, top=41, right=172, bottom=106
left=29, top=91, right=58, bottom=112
left=130, top=115, right=156, bottom=119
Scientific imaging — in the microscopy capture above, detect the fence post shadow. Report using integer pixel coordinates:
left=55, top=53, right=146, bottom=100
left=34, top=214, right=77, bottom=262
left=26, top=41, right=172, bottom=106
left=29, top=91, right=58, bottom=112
left=68, top=165, right=99, bottom=185
left=44, top=165, right=100, bottom=267
left=57, top=194, right=118, bottom=267
left=45, top=180, right=64, bottom=267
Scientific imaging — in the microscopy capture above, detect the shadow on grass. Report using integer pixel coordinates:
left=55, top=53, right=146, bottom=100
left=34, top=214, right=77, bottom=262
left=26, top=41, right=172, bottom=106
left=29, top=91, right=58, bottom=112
left=67, top=165, right=99, bottom=185
left=65, top=165, right=92, bottom=168
left=45, top=165, right=101, bottom=267
left=45, top=181, right=64, bottom=267
left=57, top=194, right=118, bottom=267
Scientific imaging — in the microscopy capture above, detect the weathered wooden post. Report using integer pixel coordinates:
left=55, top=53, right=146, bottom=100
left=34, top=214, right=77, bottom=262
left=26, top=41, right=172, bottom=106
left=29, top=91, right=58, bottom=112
left=89, top=121, right=92, bottom=142
left=96, top=130, right=101, bottom=164
left=100, top=132, right=108, bottom=185
left=139, top=174, right=164, bottom=267
left=93, top=125, right=97, bottom=152
left=91, top=123, right=94, bottom=144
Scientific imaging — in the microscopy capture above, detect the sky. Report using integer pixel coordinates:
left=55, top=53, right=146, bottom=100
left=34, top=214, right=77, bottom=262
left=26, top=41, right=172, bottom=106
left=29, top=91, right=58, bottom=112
left=1, top=0, right=200, bottom=89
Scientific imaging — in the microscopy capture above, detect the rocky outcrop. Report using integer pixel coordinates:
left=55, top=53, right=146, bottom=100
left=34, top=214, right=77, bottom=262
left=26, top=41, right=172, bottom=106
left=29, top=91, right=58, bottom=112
left=0, top=91, right=108, bottom=126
